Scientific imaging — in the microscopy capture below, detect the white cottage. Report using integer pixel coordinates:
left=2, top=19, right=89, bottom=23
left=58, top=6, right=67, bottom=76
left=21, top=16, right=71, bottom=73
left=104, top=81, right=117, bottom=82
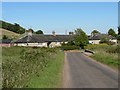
left=14, top=29, right=74, bottom=47
left=88, top=34, right=117, bottom=44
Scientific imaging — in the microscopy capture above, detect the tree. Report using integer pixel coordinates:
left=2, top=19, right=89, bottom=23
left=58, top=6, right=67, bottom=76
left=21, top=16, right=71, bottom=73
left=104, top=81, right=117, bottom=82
left=118, top=26, right=120, bottom=35
left=69, top=32, right=74, bottom=35
left=117, top=26, right=120, bottom=40
left=52, top=31, right=55, bottom=35
left=36, top=30, right=43, bottom=34
left=108, top=28, right=116, bottom=37
left=14, top=23, right=20, bottom=33
left=1, top=20, right=25, bottom=34
left=91, top=30, right=100, bottom=36
left=100, top=36, right=109, bottom=44
left=74, top=28, right=88, bottom=49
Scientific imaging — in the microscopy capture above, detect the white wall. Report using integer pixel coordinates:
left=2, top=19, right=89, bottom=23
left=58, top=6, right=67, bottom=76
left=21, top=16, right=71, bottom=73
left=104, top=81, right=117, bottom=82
left=49, top=42, right=61, bottom=47
left=15, top=42, right=47, bottom=47
left=109, top=39, right=117, bottom=44
left=89, top=40, right=100, bottom=44
left=89, top=39, right=118, bottom=44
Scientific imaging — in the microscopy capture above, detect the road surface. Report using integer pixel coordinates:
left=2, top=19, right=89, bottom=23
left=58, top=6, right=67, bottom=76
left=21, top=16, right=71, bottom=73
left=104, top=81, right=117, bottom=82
left=63, top=52, right=118, bottom=88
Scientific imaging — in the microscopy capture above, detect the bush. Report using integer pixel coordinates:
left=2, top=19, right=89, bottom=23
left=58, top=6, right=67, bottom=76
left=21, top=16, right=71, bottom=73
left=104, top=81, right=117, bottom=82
left=107, top=41, right=116, bottom=45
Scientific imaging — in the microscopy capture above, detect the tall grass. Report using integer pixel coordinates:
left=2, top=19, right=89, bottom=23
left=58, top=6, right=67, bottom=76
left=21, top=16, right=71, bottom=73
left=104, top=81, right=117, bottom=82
left=85, top=44, right=119, bottom=69
left=2, top=47, right=64, bottom=88
left=27, top=51, right=64, bottom=88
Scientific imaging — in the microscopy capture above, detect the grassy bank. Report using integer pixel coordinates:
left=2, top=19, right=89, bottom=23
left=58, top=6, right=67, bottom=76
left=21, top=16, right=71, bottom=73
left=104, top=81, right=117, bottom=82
left=85, top=44, right=119, bottom=69
left=27, top=51, right=64, bottom=88
left=2, top=47, right=64, bottom=88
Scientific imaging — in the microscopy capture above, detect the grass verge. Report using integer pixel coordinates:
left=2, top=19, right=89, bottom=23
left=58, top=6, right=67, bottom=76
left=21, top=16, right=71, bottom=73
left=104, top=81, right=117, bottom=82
left=27, top=51, right=64, bottom=88
left=85, top=44, right=119, bottom=69
left=2, top=47, right=64, bottom=88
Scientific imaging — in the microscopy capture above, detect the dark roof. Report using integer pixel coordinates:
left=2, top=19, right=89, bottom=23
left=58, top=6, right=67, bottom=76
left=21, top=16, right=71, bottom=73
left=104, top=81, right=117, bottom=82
left=88, top=35, right=101, bottom=40
left=88, top=34, right=116, bottom=40
left=0, top=39, right=12, bottom=44
left=14, top=35, right=74, bottom=43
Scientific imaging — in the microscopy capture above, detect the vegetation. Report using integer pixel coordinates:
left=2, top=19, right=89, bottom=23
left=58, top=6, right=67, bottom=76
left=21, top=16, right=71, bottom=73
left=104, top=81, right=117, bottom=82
left=69, top=32, right=74, bottom=35
left=108, top=28, right=117, bottom=37
left=91, top=30, right=100, bottom=36
left=74, top=28, right=88, bottom=49
left=1, top=20, right=25, bottom=34
left=118, top=26, right=120, bottom=35
left=27, top=50, right=64, bottom=88
left=117, top=26, right=120, bottom=40
left=85, top=44, right=119, bottom=69
left=99, top=36, right=109, bottom=44
left=2, top=47, right=64, bottom=88
left=35, top=30, right=43, bottom=34
left=60, top=28, right=88, bottom=50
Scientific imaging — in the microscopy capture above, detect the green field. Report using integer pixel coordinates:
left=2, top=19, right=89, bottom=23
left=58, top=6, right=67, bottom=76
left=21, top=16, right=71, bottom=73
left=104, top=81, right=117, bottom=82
left=2, top=47, right=64, bottom=88
left=85, top=44, right=119, bottom=69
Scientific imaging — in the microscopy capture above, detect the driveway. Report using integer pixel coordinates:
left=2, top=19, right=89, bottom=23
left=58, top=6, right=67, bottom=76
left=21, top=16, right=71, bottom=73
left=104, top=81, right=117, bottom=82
left=63, top=52, right=118, bottom=88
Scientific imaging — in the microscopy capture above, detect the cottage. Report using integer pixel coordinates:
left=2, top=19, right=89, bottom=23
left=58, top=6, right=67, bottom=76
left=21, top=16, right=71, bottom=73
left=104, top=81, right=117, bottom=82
left=14, top=29, right=74, bottom=47
left=88, top=34, right=117, bottom=44
left=88, top=35, right=101, bottom=44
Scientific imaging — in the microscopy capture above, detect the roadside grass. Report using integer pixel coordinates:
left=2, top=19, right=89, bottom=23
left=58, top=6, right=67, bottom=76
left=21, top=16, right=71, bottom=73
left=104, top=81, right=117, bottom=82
left=2, top=47, right=64, bottom=88
left=27, top=51, right=64, bottom=88
left=85, top=44, right=119, bottom=69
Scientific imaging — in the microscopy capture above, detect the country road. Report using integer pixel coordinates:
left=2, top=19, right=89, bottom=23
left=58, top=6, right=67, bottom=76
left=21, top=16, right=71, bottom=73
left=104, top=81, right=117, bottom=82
left=63, top=52, right=118, bottom=88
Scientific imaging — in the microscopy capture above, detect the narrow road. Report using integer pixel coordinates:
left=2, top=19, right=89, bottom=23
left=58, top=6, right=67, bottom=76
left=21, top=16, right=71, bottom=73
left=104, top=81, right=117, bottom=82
left=63, top=52, right=118, bottom=88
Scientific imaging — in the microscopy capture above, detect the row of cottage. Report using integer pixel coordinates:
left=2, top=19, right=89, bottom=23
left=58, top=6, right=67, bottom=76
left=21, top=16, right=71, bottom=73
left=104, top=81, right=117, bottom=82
left=1, top=29, right=117, bottom=47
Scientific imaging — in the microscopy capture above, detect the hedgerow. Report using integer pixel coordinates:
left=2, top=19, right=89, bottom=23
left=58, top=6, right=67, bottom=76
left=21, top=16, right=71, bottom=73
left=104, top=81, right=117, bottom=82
left=2, top=47, right=59, bottom=88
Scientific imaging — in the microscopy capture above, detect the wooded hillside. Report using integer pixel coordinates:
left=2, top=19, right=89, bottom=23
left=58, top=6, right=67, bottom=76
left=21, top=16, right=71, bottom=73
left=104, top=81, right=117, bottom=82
left=0, top=20, right=26, bottom=34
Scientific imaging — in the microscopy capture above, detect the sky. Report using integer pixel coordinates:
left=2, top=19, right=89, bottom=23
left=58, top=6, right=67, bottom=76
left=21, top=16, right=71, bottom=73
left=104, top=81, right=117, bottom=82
left=2, top=2, right=118, bottom=35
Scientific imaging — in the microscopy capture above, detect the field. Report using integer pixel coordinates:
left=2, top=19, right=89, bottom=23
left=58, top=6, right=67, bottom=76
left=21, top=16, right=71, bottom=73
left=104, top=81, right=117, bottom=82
left=2, top=47, right=64, bottom=88
left=0, top=28, right=20, bottom=39
left=85, top=44, right=119, bottom=69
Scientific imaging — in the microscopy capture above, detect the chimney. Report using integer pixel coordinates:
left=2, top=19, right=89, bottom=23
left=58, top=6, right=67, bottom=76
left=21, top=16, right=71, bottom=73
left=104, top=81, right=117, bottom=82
left=52, top=31, right=56, bottom=36
left=69, top=32, right=74, bottom=35
left=26, top=29, right=33, bottom=36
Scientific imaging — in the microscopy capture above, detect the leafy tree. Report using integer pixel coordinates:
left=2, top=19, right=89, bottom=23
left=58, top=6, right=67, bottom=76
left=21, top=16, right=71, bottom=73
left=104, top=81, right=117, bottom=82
left=74, top=28, right=88, bottom=49
left=14, top=23, right=20, bottom=33
left=118, top=26, right=120, bottom=35
left=52, top=31, right=55, bottom=35
left=100, top=36, right=109, bottom=44
left=91, top=30, right=100, bottom=36
left=69, top=32, right=74, bottom=35
left=117, top=26, right=120, bottom=40
left=36, top=30, right=43, bottom=34
left=108, top=28, right=116, bottom=37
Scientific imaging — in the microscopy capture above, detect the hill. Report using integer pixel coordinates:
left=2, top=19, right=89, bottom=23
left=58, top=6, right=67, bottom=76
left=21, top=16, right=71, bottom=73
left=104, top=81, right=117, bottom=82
left=0, top=20, right=26, bottom=34
left=0, top=28, right=20, bottom=39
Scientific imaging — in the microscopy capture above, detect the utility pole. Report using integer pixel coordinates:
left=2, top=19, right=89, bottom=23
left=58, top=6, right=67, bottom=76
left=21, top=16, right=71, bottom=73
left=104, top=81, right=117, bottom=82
left=65, top=30, right=67, bottom=35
